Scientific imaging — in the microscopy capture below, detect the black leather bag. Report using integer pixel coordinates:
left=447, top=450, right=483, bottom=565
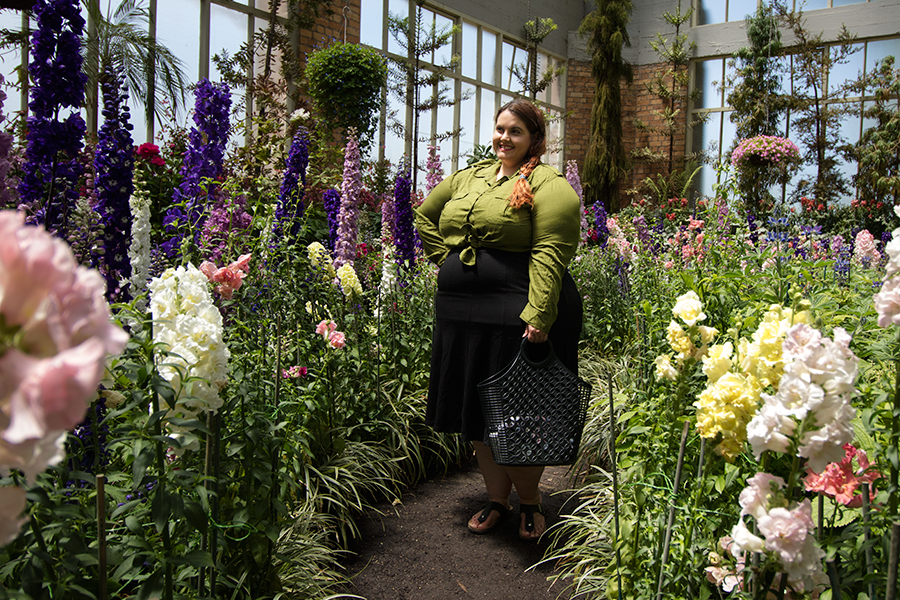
left=478, top=339, right=591, bottom=466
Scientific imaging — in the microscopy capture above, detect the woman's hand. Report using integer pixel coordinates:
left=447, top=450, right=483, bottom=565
left=523, top=324, right=547, bottom=343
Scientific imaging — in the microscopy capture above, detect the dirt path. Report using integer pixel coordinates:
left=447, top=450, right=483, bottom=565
left=340, top=456, right=578, bottom=600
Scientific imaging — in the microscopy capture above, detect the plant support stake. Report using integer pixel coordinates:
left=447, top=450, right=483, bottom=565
left=97, top=473, right=107, bottom=600
left=609, top=375, right=623, bottom=600
left=656, top=420, right=690, bottom=600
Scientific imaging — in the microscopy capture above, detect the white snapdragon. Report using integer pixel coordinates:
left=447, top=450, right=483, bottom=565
left=128, top=176, right=152, bottom=303
left=149, top=264, right=230, bottom=420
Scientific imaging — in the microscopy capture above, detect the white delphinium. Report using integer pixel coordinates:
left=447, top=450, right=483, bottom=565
left=128, top=174, right=152, bottom=307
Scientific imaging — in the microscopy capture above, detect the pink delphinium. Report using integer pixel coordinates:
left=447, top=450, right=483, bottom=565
left=199, top=253, right=252, bottom=300
left=803, top=443, right=881, bottom=507
left=852, top=229, right=881, bottom=265
left=424, top=145, right=444, bottom=195
left=334, top=129, right=362, bottom=269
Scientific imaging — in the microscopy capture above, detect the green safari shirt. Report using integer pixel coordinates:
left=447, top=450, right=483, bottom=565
left=414, top=158, right=581, bottom=332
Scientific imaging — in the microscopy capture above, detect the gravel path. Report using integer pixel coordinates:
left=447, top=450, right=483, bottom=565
left=340, top=456, right=578, bottom=600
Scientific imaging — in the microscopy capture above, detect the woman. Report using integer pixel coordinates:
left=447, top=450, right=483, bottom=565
left=415, top=98, right=583, bottom=541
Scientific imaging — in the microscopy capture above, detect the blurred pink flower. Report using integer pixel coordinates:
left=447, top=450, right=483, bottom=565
left=328, top=331, right=346, bottom=349
left=0, top=486, right=27, bottom=546
left=315, top=320, right=337, bottom=338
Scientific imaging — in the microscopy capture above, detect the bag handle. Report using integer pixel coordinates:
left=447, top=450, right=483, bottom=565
left=518, top=338, right=558, bottom=368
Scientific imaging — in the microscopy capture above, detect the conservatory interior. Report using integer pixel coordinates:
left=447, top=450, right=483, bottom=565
left=1, top=0, right=899, bottom=598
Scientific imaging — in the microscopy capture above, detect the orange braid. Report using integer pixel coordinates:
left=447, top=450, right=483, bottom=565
left=507, top=156, right=541, bottom=209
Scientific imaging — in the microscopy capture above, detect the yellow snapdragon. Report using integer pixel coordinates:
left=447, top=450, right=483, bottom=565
left=694, top=372, right=761, bottom=461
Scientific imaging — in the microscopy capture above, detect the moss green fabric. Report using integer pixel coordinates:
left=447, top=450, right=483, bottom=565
left=415, top=158, right=580, bottom=331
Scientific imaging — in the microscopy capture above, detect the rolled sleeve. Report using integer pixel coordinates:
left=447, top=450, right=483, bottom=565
left=519, top=171, right=581, bottom=331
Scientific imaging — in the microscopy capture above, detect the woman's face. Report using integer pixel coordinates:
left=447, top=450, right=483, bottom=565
left=492, top=110, right=532, bottom=171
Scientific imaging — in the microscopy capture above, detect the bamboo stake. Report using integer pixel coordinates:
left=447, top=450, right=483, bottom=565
left=608, top=375, right=623, bottom=600
left=656, top=420, right=690, bottom=600
left=888, top=521, right=899, bottom=600
left=861, top=482, right=875, bottom=600
left=97, top=474, right=107, bottom=600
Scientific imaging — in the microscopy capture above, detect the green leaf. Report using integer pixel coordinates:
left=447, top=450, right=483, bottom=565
left=167, top=549, right=214, bottom=568
left=151, top=487, right=171, bottom=534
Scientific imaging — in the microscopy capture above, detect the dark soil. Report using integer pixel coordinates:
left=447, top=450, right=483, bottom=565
left=340, top=455, right=579, bottom=600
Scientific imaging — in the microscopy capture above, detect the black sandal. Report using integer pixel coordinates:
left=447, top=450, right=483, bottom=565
left=467, top=501, right=510, bottom=534
left=519, top=503, right=545, bottom=540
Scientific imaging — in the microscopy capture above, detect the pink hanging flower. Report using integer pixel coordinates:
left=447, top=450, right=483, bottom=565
left=199, top=253, right=252, bottom=299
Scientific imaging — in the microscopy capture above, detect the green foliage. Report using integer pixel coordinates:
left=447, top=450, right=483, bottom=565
left=509, top=18, right=565, bottom=100
left=305, top=42, right=387, bottom=151
left=579, top=0, right=633, bottom=212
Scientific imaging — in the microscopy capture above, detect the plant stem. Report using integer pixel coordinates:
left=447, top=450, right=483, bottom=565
left=861, top=482, right=875, bottom=600
left=886, top=521, right=899, bottom=600
left=97, top=473, right=107, bottom=600
left=151, top=394, right=174, bottom=600
left=608, top=375, right=623, bottom=600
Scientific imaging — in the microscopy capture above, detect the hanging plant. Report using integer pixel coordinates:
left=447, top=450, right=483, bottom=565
left=304, top=42, right=387, bottom=151
left=731, top=135, right=802, bottom=184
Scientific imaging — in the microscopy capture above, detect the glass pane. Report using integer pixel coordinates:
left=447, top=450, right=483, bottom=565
left=157, top=0, right=200, bottom=128
left=866, top=38, right=900, bottom=73
left=360, top=0, right=384, bottom=47
left=479, top=88, right=496, bottom=145
left=545, top=108, right=561, bottom=169
left=697, top=0, right=726, bottom=25
left=0, top=10, right=24, bottom=124
left=803, top=0, right=828, bottom=10
left=828, top=43, right=863, bottom=94
left=434, top=12, right=454, bottom=66
left=861, top=99, right=877, bottom=131
left=387, top=0, right=408, bottom=56
left=836, top=111, right=859, bottom=200
left=692, top=111, right=721, bottom=199
left=458, top=82, right=476, bottom=158
left=695, top=58, right=723, bottom=109
left=210, top=4, right=247, bottom=83
left=728, top=1, right=761, bottom=22
left=481, top=29, right=496, bottom=85
left=721, top=111, right=737, bottom=161
left=536, top=53, right=549, bottom=102
left=832, top=0, right=866, bottom=5
left=550, top=57, right=562, bottom=107
left=461, top=22, right=477, bottom=80
left=384, top=92, right=406, bottom=163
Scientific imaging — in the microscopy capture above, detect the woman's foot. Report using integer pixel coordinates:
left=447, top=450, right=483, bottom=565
left=467, top=501, right=511, bottom=534
left=519, top=504, right=546, bottom=541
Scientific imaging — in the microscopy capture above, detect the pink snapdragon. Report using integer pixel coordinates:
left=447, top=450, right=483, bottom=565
left=199, top=253, right=252, bottom=300
left=282, top=365, right=308, bottom=379
left=852, top=229, right=880, bottom=265
left=315, top=320, right=346, bottom=349
left=803, top=443, right=881, bottom=507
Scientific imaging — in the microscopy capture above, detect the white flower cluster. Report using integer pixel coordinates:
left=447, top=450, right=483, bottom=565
left=874, top=206, right=900, bottom=327
left=149, top=264, right=230, bottom=421
left=729, top=473, right=827, bottom=593
left=746, top=323, right=858, bottom=473
left=128, top=174, right=152, bottom=304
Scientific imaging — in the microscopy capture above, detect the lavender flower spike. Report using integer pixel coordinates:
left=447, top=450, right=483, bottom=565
left=334, top=128, right=362, bottom=269
left=566, top=160, right=588, bottom=243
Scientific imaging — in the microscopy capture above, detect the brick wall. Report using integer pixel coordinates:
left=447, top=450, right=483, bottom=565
left=564, top=59, right=687, bottom=209
left=296, top=0, right=362, bottom=56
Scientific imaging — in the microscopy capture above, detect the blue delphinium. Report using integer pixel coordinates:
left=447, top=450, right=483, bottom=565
left=94, top=66, right=135, bottom=300
left=323, top=188, right=341, bottom=251
left=165, top=79, right=232, bottom=256
left=18, top=0, right=88, bottom=238
left=274, top=126, right=309, bottom=241
left=594, top=202, right=609, bottom=247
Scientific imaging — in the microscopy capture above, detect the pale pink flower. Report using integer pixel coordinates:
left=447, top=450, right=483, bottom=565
left=199, top=253, right=252, bottom=300
left=852, top=229, right=880, bottom=265
left=0, top=432, right=67, bottom=482
left=328, top=331, right=346, bottom=349
left=730, top=519, right=765, bottom=556
left=688, top=218, right=704, bottom=230
left=315, top=320, right=337, bottom=339
left=739, top=472, right=786, bottom=519
left=875, top=276, right=900, bottom=328
left=0, top=486, right=27, bottom=546
left=1, top=340, right=108, bottom=444
left=758, top=502, right=813, bottom=563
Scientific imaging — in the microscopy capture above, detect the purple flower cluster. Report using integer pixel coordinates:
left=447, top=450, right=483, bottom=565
left=94, top=67, right=135, bottom=299
left=0, top=76, right=14, bottom=207
left=18, top=0, right=88, bottom=238
left=201, top=188, right=253, bottom=264
left=392, top=161, right=416, bottom=269
left=165, top=79, right=232, bottom=256
left=594, top=202, right=609, bottom=247
left=334, top=130, right=362, bottom=269
left=425, top=145, right=444, bottom=195
left=323, top=188, right=341, bottom=251
left=566, top=160, right=588, bottom=241
left=274, top=126, right=309, bottom=240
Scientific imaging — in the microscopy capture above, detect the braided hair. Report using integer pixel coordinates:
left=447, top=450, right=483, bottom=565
left=498, top=99, right=547, bottom=209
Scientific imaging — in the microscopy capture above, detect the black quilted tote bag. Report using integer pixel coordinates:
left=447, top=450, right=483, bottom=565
left=478, top=339, right=591, bottom=466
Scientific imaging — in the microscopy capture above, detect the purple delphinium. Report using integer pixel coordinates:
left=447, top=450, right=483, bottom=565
left=392, top=160, right=416, bottom=270
left=201, top=188, right=253, bottom=264
left=566, top=160, right=588, bottom=242
left=594, top=202, right=609, bottom=248
left=323, top=188, right=341, bottom=251
left=425, top=145, right=444, bottom=195
left=633, top=214, right=650, bottom=247
left=274, top=126, right=309, bottom=241
left=68, top=397, right=110, bottom=476
left=166, top=79, right=232, bottom=256
left=94, top=66, right=135, bottom=300
left=334, top=129, right=362, bottom=269
left=0, top=75, right=15, bottom=207
left=18, top=0, right=88, bottom=238
left=747, top=213, right=759, bottom=245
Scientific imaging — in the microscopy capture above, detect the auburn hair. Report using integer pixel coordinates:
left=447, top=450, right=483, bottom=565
left=497, top=99, right=547, bottom=209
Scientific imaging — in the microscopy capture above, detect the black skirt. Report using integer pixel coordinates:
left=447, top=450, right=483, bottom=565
left=425, top=248, right=583, bottom=442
